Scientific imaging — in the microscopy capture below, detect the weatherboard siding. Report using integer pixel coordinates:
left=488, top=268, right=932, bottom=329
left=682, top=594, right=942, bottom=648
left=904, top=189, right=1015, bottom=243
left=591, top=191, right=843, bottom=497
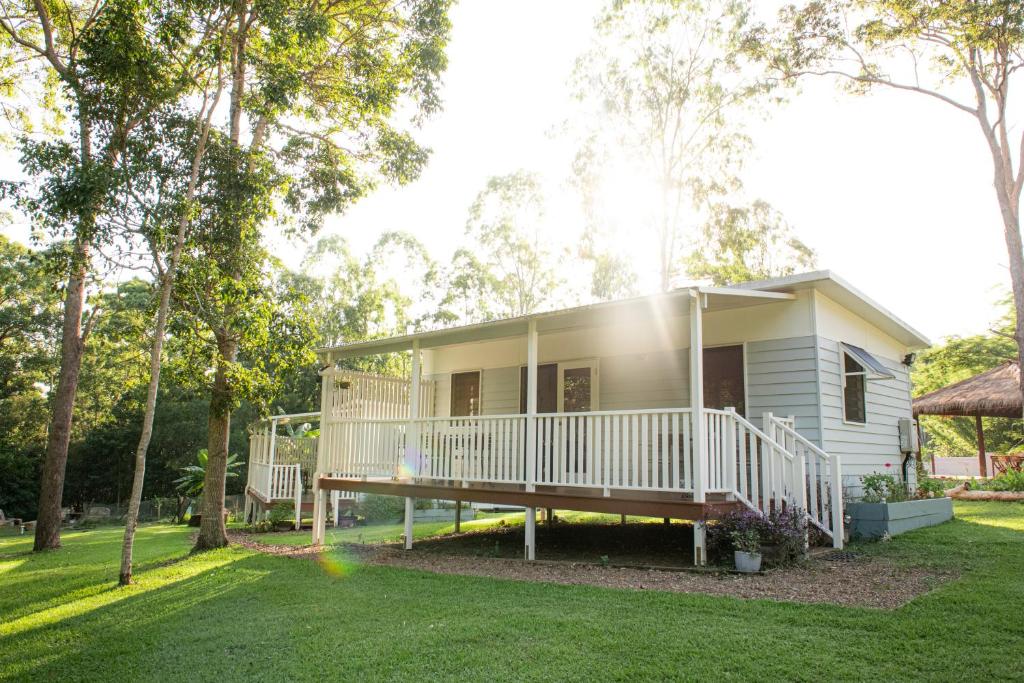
left=817, top=337, right=912, bottom=484
left=745, top=336, right=823, bottom=444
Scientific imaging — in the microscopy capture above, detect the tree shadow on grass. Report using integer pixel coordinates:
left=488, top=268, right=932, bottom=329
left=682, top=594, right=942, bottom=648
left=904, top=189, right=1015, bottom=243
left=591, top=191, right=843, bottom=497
left=0, top=526, right=195, bottom=623
left=0, top=551, right=278, bottom=681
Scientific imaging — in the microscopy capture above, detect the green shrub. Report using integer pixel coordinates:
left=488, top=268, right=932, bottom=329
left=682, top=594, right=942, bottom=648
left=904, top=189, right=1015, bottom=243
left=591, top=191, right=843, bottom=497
left=267, top=501, right=294, bottom=526
left=988, top=469, right=1024, bottom=492
left=916, top=477, right=948, bottom=499
left=360, top=494, right=406, bottom=523
left=860, top=473, right=908, bottom=503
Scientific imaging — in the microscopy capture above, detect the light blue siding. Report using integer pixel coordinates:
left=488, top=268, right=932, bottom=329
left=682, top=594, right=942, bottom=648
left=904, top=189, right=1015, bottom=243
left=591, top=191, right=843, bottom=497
left=817, top=337, right=912, bottom=484
left=746, top=336, right=822, bottom=444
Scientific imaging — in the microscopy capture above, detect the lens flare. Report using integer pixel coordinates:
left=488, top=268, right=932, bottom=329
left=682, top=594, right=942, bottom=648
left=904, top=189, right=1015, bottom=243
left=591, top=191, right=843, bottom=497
left=316, top=548, right=358, bottom=579
left=397, top=446, right=423, bottom=479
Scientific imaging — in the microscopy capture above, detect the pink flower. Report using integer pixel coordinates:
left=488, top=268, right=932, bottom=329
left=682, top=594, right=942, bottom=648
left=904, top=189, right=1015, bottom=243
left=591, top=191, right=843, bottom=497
left=884, top=462, right=892, bottom=468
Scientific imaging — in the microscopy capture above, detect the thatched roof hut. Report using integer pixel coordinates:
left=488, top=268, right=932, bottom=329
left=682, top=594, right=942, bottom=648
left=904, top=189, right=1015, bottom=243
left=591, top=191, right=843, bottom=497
left=913, top=361, right=1022, bottom=477
left=913, top=362, right=1022, bottom=419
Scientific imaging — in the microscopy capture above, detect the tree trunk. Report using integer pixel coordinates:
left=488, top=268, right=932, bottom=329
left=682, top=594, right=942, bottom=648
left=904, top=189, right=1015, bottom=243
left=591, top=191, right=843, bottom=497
left=997, top=197, right=1024, bottom=424
left=193, top=337, right=237, bottom=551
left=119, top=100, right=216, bottom=583
left=34, top=245, right=88, bottom=551
left=118, top=270, right=173, bottom=584
left=986, top=138, right=1024, bottom=432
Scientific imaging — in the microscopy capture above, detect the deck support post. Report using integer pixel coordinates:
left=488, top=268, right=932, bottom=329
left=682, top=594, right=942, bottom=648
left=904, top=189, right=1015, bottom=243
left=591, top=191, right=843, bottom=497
left=404, top=496, right=414, bottom=550
left=689, top=291, right=706, bottom=503
left=693, top=521, right=706, bottom=566
left=525, top=320, right=538, bottom=492
left=331, top=489, right=339, bottom=528
left=454, top=501, right=462, bottom=532
left=525, top=506, right=536, bottom=560
left=312, top=484, right=326, bottom=545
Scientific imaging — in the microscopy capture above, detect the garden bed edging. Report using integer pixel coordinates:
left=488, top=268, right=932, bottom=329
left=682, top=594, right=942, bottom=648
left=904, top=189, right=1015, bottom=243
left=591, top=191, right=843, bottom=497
left=846, top=497, right=953, bottom=540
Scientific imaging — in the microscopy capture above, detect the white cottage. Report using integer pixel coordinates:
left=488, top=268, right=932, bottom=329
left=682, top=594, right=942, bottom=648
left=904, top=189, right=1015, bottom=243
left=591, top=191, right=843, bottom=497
left=245, top=270, right=929, bottom=563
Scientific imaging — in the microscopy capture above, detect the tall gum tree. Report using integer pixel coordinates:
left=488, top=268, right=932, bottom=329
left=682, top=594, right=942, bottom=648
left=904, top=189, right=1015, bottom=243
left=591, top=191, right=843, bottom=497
left=748, top=0, right=1024, bottom=407
left=117, top=93, right=224, bottom=584
left=0, top=0, right=221, bottom=550
left=571, top=0, right=768, bottom=291
left=184, top=0, right=451, bottom=550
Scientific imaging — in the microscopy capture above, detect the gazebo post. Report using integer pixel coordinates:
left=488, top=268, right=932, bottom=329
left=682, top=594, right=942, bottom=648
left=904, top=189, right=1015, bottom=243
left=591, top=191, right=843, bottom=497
left=976, top=412, right=987, bottom=478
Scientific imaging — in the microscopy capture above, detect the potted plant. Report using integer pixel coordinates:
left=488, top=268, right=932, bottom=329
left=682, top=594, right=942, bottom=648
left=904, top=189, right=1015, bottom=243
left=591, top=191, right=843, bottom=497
left=731, top=528, right=762, bottom=573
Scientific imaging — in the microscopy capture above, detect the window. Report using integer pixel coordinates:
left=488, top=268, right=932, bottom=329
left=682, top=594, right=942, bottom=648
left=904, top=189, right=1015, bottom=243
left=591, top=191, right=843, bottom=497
left=450, top=371, right=481, bottom=417
left=842, top=352, right=867, bottom=424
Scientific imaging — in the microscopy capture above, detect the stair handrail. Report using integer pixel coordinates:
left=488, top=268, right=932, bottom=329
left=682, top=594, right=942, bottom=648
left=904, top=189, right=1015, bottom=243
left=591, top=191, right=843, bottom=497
left=766, top=414, right=845, bottom=549
left=720, top=409, right=806, bottom=515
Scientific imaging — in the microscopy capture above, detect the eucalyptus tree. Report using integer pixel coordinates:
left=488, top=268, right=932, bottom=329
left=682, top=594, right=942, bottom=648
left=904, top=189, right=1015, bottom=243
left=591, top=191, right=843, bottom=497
left=178, top=0, right=452, bottom=550
left=117, top=98, right=222, bottom=585
left=687, top=200, right=816, bottom=285
left=748, top=0, right=1024, bottom=402
left=572, top=0, right=767, bottom=292
left=0, top=0, right=223, bottom=550
left=451, top=171, right=563, bottom=321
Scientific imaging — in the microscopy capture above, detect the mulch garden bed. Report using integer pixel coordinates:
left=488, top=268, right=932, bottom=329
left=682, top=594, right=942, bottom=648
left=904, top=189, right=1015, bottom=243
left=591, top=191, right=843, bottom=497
left=228, top=523, right=955, bottom=609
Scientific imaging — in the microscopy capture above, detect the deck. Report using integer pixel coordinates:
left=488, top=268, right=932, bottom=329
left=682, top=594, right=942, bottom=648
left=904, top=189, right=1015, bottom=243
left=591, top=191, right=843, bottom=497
left=317, top=476, right=741, bottom=520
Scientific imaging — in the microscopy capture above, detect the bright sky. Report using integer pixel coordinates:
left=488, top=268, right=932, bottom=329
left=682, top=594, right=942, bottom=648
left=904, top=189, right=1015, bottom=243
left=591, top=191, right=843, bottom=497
left=296, top=0, right=1010, bottom=343
left=1, top=1, right=1012, bottom=343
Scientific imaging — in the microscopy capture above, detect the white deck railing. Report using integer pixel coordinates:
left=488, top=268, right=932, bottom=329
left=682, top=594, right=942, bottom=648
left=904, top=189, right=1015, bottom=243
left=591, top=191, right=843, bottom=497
left=309, top=404, right=844, bottom=549
left=318, top=409, right=699, bottom=492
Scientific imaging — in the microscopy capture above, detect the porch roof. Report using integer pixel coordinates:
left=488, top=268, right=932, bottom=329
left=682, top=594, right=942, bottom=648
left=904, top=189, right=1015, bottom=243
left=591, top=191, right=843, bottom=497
left=318, top=270, right=930, bottom=362
left=318, top=286, right=793, bottom=362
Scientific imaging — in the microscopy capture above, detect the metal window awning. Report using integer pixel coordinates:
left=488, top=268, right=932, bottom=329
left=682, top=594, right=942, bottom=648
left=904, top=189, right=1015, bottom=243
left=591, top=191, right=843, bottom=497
left=841, top=343, right=895, bottom=380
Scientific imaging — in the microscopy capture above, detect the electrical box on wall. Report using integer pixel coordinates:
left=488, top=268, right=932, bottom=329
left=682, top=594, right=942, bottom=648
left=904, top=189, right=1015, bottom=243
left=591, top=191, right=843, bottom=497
left=898, top=417, right=919, bottom=454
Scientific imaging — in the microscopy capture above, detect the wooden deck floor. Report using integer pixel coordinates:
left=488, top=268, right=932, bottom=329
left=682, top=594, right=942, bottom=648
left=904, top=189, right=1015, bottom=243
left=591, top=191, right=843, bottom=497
left=318, top=477, right=740, bottom=520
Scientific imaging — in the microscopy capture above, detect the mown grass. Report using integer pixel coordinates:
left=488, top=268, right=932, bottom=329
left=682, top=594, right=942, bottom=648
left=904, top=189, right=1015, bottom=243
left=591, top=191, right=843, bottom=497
left=1, top=502, right=1023, bottom=681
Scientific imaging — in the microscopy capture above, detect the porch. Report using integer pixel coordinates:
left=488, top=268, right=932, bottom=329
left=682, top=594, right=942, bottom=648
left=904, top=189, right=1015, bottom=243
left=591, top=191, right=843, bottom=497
left=267, top=285, right=846, bottom=562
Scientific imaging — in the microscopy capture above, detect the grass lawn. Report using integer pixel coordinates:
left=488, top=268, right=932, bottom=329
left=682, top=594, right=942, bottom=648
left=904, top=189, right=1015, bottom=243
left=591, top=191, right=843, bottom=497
left=2, top=502, right=1023, bottom=681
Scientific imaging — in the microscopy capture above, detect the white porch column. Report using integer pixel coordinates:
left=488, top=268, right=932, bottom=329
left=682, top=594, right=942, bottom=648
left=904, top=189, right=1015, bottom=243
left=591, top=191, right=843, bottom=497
left=525, top=506, right=536, bottom=560
left=268, top=419, right=277, bottom=467
left=689, top=290, right=706, bottom=503
left=331, top=490, right=340, bottom=528
left=312, top=359, right=333, bottom=545
left=293, top=470, right=302, bottom=530
left=525, top=320, right=538, bottom=492
left=404, top=496, right=415, bottom=550
left=406, top=339, right=421, bottom=479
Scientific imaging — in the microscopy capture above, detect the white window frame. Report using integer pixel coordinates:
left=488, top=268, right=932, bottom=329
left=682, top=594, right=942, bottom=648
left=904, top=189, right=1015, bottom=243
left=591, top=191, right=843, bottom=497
left=840, top=350, right=867, bottom=426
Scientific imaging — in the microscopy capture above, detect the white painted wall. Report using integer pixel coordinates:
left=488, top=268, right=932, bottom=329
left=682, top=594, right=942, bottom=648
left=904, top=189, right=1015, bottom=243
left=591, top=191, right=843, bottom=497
left=813, top=291, right=909, bottom=361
